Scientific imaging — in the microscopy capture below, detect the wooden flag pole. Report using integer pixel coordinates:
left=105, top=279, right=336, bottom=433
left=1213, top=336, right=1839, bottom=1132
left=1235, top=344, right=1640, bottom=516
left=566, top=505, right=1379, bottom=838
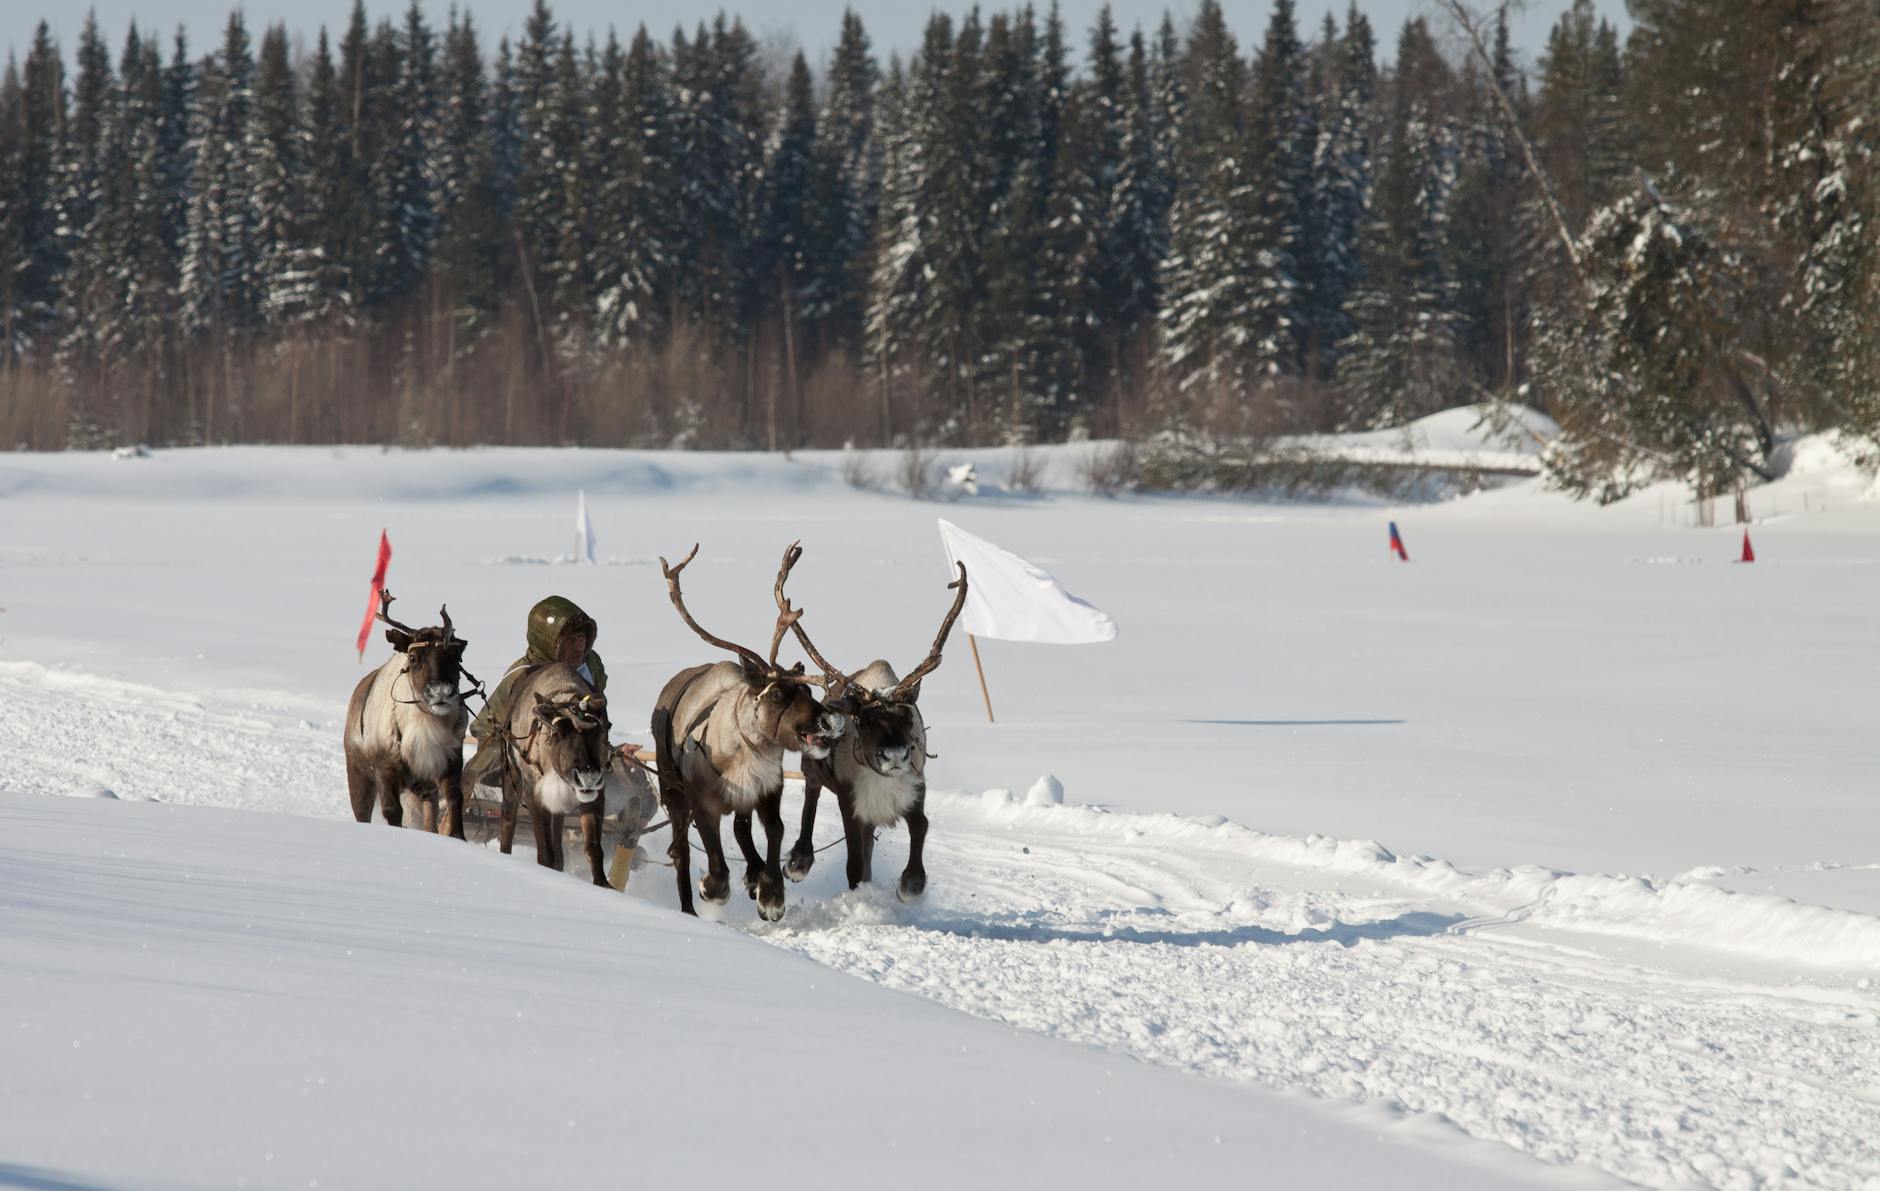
left=968, top=633, right=995, bottom=723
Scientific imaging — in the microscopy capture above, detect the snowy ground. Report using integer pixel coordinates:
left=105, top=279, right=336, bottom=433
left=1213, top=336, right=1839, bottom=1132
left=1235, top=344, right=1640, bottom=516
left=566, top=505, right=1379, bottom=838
left=1, top=425, right=1876, bottom=1187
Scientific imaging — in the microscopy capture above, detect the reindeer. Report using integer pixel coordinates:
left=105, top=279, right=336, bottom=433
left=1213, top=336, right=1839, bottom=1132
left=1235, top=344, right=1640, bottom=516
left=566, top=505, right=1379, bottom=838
left=492, top=665, right=614, bottom=886
left=344, top=591, right=475, bottom=837
left=784, top=563, right=967, bottom=902
left=650, top=542, right=843, bottom=920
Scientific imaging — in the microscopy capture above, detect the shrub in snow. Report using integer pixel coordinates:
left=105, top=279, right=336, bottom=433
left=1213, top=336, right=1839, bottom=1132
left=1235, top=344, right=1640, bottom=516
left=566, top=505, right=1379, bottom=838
left=945, top=462, right=980, bottom=495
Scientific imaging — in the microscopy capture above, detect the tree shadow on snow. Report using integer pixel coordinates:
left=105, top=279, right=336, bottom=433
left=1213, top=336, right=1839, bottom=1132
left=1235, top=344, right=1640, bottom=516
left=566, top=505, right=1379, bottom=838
left=909, top=907, right=1460, bottom=950
left=1179, top=718, right=1406, bottom=727
left=0, top=1165, right=136, bottom=1191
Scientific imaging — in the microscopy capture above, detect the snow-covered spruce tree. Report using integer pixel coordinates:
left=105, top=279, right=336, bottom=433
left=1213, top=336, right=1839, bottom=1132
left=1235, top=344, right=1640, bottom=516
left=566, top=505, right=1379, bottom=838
left=1791, top=0, right=1880, bottom=445
left=1335, top=17, right=1462, bottom=430
left=108, top=32, right=177, bottom=369
left=665, top=17, right=765, bottom=348
left=1108, top=29, right=1166, bottom=357
left=1244, top=0, right=1312, bottom=378
left=809, top=9, right=879, bottom=357
left=289, top=30, right=358, bottom=332
left=157, top=29, right=195, bottom=271
left=542, top=32, right=591, bottom=340
left=179, top=11, right=259, bottom=342
left=1446, top=9, right=1523, bottom=393
left=590, top=27, right=670, bottom=351
left=975, top=7, right=1045, bottom=429
left=1076, top=5, right=1129, bottom=412
left=867, top=14, right=990, bottom=441
left=1304, top=6, right=1373, bottom=381
left=369, top=1, right=439, bottom=311
left=3, top=25, right=68, bottom=363
left=510, top=1, right=568, bottom=345
left=862, top=51, right=927, bottom=442
left=755, top=52, right=819, bottom=442
left=329, top=4, right=386, bottom=318
left=433, top=33, right=517, bottom=328
left=1532, top=181, right=1783, bottom=502
left=248, top=25, right=305, bottom=332
left=55, top=12, right=117, bottom=403
left=1033, top=91, right=1106, bottom=437
left=1156, top=0, right=1263, bottom=412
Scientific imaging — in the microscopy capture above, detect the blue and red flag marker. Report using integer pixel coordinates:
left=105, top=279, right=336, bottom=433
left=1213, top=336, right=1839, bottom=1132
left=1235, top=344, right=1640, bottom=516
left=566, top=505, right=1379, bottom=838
left=1388, top=521, right=1409, bottom=562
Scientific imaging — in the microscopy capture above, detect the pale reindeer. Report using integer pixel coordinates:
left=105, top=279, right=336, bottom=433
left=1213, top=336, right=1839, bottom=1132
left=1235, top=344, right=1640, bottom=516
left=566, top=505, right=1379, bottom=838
left=649, top=542, right=844, bottom=920
left=492, top=664, right=615, bottom=886
left=785, top=563, right=967, bottom=901
left=344, top=590, right=475, bottom=837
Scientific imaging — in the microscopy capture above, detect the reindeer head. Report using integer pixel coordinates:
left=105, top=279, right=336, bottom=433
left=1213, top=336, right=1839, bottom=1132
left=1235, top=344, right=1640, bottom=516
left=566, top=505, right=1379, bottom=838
left=531, top=690, right=611, bottom=805
left=660, top=541, right=838, bottom=759
left=794, top=563, right=968, bottom=779
left=377, top=590, right=470, bottom=719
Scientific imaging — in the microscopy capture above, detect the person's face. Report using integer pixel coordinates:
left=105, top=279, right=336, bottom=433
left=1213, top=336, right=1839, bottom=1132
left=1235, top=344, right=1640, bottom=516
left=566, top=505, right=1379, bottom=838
left=557, top=630, right=588, bottom=665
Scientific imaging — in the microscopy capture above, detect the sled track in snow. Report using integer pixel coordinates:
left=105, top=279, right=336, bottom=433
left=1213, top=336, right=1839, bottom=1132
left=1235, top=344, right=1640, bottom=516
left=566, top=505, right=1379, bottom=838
left=4, top=661, right=1877, bottom=1189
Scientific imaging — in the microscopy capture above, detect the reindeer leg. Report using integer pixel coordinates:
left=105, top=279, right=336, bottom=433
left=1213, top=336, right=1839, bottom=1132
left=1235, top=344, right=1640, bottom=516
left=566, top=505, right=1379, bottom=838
left=582, top=807, right=606, bottom=887
left=550, top=813, right=568, bottom=870
left=897, top=792, right=928, bottom=902
left=693, top=810, right=732, bottom=905
left=661, top=783, right=695, bottom=916
left=838, top=791, right=867, bottom=890
left=439, top=772, right=465, bottom=841
left=733, top=810, right=763, bottom=898
left=755, top=788, right=787, bottom=922
left=785, top=772, right=821, bottom=882
left=532, top=799, right=557, bottom=869
left=498, top=780, right=519, bottom=854
left=346, top=755, right=375, bottom=822
left=376, top=766, right=405, bottom=828
left=419, top=789, right=439, bottom=834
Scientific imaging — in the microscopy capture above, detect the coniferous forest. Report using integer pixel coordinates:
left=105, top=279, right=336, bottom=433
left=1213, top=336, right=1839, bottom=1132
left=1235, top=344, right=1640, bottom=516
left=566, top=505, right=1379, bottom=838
left=2, top=0, right=1877, bottom=500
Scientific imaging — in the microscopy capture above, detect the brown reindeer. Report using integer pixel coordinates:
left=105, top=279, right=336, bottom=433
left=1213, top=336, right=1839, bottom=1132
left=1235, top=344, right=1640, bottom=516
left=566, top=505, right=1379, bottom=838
left=493, top=664, right=614, bottom=886
left=344, top=591, right=474, bottom=837
left=785, top=563, right=967, bottom=901
left=650, top=542, right=843, bottom=920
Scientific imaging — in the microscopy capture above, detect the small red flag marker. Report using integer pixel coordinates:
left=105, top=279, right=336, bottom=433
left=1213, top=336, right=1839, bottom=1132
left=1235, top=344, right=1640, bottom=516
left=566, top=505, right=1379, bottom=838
left=1738, top=529, right=1755, bottom=564
left=355, top=530, right=393, bottom=660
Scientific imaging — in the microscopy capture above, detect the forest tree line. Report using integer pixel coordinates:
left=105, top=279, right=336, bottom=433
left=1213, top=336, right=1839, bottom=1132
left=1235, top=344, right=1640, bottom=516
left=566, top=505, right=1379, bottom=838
left=1, top=0, right=1876, bottom=499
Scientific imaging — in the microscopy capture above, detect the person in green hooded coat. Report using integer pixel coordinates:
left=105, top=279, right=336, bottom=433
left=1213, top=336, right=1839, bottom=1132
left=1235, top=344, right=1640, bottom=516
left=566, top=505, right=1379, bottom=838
left=463, top=595, right=612, bottom=790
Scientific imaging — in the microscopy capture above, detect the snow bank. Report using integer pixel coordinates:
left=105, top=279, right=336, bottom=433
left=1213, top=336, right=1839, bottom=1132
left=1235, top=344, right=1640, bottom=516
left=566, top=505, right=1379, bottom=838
left=1289, top=404, right=1556, bottom=474
left=0, top=792, right=1566, bottom=1191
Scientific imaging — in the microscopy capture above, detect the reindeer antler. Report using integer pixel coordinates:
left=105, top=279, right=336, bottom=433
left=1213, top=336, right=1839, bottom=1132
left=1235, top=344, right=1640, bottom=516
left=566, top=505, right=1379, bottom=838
left=438, top=604, right=459, bottom=640
left=889, top=563, right=968, bottom=701
left=769, top=541, right=809, bottom=668
left=659, top=544, right=772, bottom=673
left=778, top=543, right=857, bottom=698
left=375, top=588, right=417, bottom=635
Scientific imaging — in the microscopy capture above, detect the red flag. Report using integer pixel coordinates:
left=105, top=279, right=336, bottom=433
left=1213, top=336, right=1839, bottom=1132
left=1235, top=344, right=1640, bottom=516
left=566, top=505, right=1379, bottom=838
left=1738, top=529, right=1756, bottom=564
left=356, top=530, right=393, bottom=661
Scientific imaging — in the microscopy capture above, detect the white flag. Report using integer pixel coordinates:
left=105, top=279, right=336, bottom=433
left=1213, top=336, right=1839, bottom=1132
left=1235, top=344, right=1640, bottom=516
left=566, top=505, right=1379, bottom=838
left=937, top=519, right=1116, bottom=644
left=575, top=490, right=596, bottom=564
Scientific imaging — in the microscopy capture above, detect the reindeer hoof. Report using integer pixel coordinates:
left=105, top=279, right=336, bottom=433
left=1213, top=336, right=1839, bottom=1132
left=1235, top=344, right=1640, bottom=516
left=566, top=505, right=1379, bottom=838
left=897, top=871, right=926, bottom=902
left=784, top=845, right=815, bottom=882
left=743, top=867, right=764, bottom=898
left=757, top=899, right=785, bottom=923
left=699, top=873, right=731, bottom=904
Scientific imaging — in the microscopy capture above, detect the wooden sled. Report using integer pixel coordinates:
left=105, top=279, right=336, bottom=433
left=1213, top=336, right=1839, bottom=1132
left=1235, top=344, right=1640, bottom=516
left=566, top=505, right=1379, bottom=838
left=462, top=756, right=659, bottom=891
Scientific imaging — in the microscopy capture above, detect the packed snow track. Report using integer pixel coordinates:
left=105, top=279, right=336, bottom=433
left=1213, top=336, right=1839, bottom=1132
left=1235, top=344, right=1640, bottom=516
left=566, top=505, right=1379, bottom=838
left=3, top=660, right=1875, bottom=1189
